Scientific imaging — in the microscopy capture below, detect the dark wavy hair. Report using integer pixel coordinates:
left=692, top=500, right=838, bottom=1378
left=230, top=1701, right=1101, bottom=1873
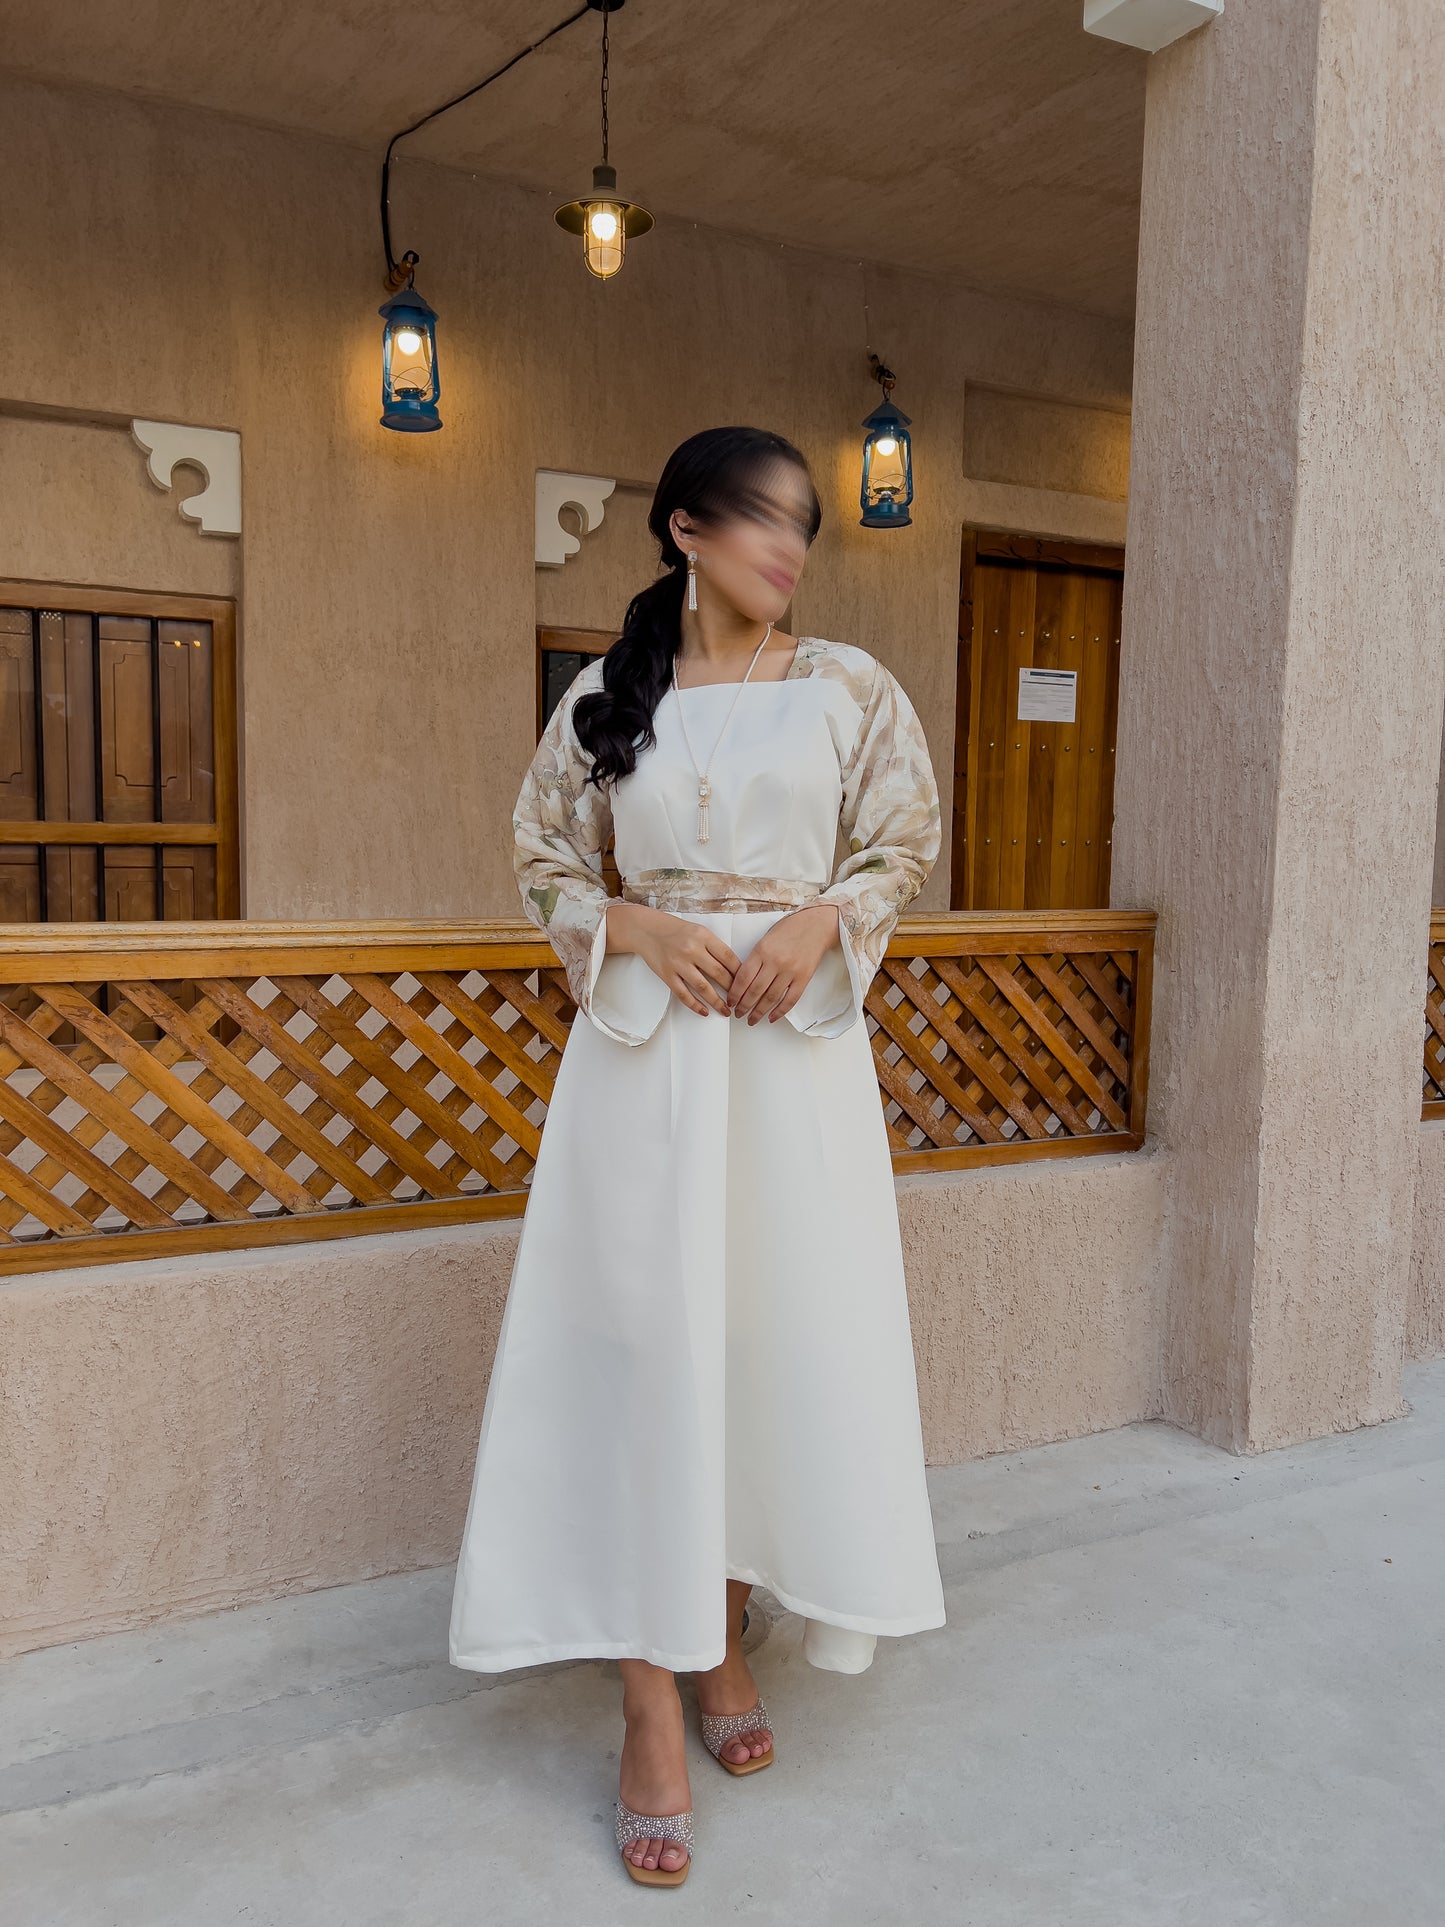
left=572, top=426, right=822, bottom=788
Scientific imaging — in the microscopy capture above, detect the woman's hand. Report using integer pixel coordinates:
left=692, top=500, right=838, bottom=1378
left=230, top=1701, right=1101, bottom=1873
left=604, top=900, right=741, bottom=1017
left=727, top=902, right=841, bottom=1024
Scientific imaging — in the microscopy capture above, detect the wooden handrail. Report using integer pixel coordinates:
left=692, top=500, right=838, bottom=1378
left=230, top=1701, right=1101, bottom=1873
left=0, top=910, right=1156, bottom=1275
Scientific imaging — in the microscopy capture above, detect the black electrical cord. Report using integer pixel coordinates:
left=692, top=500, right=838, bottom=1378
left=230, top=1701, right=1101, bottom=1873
left=380, top=2, right=596, bottom=284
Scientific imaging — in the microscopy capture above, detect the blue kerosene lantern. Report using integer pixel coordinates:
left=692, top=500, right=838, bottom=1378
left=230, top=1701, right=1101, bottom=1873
left=859, top=358, right=913, bottom=528
left=378, top=282, right=441, bottom=433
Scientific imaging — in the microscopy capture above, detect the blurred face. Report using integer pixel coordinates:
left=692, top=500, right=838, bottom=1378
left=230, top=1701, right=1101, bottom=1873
left=669, top=456, right=814, bottom=626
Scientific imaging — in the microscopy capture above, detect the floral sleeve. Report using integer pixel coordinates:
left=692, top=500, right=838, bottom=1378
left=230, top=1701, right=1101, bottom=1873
left=809, top=657, right=941, bottom=1030
left=512, top=663, right=659, bottom=1046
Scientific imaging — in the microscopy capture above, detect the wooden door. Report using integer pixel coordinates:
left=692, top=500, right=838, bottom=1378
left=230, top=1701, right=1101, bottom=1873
left=952, top=532, right=1123, bottom=911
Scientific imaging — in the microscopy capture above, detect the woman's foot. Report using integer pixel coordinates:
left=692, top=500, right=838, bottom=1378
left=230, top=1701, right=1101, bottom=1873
left=617, top=1662, right=692, bottom=1876
left=694, top=1582, right=773, bottom=1766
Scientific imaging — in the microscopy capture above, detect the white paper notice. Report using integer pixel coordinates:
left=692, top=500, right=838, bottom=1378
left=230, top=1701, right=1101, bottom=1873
left=1018, top=667, right=1077, bottom=723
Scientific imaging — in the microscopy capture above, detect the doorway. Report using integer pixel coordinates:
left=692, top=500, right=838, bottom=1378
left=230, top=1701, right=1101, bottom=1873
left=951, top=530, right=1124, bottom=911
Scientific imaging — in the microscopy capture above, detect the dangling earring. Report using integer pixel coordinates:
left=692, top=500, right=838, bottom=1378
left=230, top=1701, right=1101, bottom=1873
left=686, top=549, right=698, bottom=612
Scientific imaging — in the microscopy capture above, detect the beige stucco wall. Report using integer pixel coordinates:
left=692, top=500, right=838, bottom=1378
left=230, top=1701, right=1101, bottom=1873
left=0, top=411, right=240, bottom=602
left=1411, top=1127, right=1445, bottom=1363
left=1114, top=0, right=1445, bottom=1451
left=963, top=387, right=1131, bottom=502
left=0, top=1152, right=1169, bottom=1660
left=957, top=387, right=1131, bottom=550
left=0, top=71, right=1132, bottom=923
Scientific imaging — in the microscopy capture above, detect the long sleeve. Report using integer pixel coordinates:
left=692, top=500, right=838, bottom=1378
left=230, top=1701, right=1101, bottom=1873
left=512, top=665, right=666, bottom=1047
left=792, top=656, right=942, bottom=1039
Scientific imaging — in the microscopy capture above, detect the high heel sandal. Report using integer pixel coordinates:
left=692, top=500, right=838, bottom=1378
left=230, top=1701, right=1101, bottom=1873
left=700, top=1695, right=775, bottom=1776
left=614, top=1799, right=693, bottom=1886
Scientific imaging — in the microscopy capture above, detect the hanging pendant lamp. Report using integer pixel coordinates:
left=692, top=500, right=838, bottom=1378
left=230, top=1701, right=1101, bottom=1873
left=374, top=2, right=631, bottom=430
left=378, top=263, right=442, bottom=432
left=859, top=352, right=915, bottom=529
left=553, top=0, right=653, bottom=280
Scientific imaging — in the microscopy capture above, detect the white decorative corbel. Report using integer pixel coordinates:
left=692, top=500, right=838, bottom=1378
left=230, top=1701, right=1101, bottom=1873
left=1083, top=0, right=1222, bottom=53
left=535, top=470, right=616, bottom=568
left=130, top=420, right=242, bottom=536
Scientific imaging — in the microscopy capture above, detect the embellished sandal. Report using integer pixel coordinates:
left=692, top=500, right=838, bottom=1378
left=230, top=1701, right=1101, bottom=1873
left=700, top=1696, right=775, bottom=1776
left=614, top=1798, right=693, bottom=1886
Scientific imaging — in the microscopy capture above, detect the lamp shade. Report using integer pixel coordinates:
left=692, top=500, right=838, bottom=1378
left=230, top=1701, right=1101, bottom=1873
left=554, top=164, right=653, bottom=281
left=378, top=283, right=441, bottom=432
left=860, top=394, right=913, bottom=528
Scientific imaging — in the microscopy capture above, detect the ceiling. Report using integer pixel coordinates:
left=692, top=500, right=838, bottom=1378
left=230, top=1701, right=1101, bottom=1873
left=0, top=0, right=1147, bottom=319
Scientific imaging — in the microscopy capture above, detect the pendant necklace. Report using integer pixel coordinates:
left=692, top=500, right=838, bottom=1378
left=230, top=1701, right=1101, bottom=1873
left=670, top=623, right=773, bottom=845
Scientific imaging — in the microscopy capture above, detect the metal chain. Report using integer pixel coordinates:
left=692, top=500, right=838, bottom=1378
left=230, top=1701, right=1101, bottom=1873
left=600, top=4, right=611, bottom=163
left=670, top=627, right=773, bottom=844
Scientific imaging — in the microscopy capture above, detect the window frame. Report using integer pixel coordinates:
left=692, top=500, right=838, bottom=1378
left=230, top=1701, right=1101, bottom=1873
left=0, top=577, right=241, bottom=920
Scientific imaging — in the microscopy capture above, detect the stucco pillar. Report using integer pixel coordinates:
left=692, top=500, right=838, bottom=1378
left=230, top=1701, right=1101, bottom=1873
left=1432, top=706, right=1445, bottom=907
left=1112, top=0, right=1445, bottom=1449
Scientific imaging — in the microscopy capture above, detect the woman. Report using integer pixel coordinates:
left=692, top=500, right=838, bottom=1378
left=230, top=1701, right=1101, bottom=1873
left=449, top=426, right=946, bottom=1887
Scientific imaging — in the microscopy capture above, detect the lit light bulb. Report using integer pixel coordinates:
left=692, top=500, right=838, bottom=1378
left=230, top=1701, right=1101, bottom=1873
left=395, top=327, right=424, bottom=355
left=874, top=435, right=897, bottom=457
left=588, top=208, right=619, bottom=243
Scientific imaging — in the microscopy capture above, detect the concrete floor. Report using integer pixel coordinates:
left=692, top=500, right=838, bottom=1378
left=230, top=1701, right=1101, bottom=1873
left=3, top=1360, right=1442, bottom=1927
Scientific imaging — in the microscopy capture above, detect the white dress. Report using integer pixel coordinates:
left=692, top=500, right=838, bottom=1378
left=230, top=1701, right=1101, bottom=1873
left=448, top=635, right=946, bottom=1677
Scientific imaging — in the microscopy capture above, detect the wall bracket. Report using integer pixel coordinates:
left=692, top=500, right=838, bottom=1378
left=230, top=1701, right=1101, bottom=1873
left=130, top=420, right=242, bottom=537
left=535, top=470, right=616, bottom=568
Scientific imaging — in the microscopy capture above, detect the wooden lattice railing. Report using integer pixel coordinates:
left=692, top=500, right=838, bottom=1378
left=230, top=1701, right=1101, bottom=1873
left=0, top=911, right=1155, bottom=1275
left=867, top=909, right=1153, bottom=1169
left=1426, top=908, right=1445, bottom=1120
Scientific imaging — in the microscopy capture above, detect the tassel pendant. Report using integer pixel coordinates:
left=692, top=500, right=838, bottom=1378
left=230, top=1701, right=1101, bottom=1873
left=670, top=623, right=769, bottom=852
